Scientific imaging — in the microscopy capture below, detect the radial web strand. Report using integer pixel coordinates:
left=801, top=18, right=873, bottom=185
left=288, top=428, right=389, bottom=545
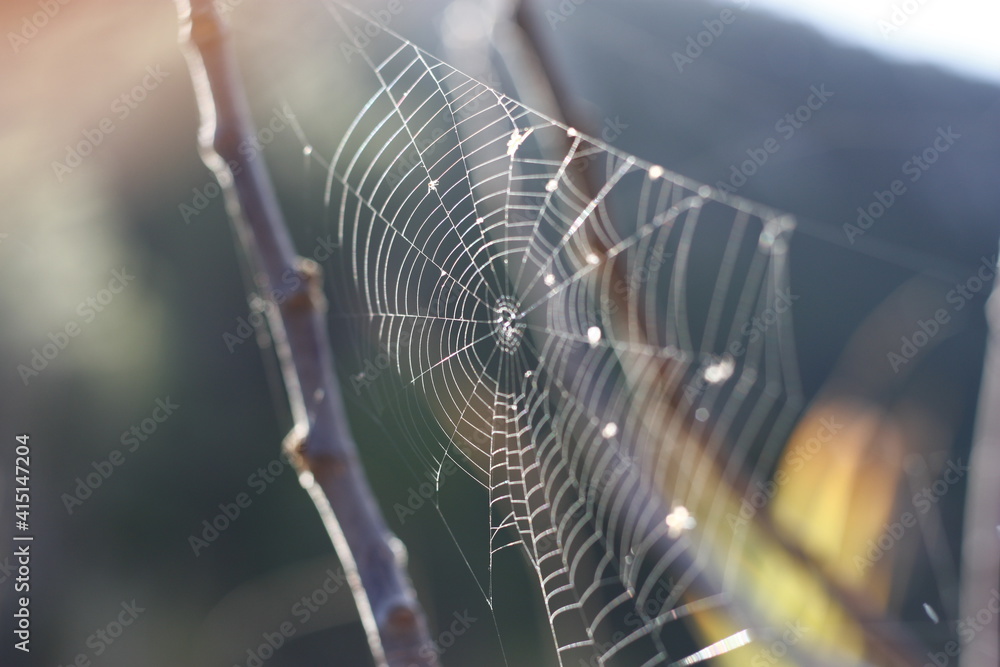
left=277, top=3, right=855, bottom=665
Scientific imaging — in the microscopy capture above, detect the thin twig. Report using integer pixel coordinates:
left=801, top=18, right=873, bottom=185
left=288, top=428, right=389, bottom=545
left=174, top=2, right=438, bottom=665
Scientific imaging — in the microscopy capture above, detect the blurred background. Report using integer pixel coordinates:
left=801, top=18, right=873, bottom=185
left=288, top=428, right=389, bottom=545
left=1, top=0, right=997, bottom=665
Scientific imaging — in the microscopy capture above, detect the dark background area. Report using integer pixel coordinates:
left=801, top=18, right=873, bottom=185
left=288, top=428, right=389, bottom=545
left=0, top=0, right=996, bottom=665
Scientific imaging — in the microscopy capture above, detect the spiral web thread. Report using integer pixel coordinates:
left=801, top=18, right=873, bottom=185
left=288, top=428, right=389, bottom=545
left=311, top=3, right=807, bottom=665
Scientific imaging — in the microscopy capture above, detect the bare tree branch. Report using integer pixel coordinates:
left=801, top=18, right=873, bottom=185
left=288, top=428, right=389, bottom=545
left=174, top=2, right=438, bottom=664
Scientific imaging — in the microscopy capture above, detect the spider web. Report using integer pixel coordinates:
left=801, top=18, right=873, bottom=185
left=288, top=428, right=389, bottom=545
left=221, top=0, right=953, bottom=663
left=305, top=3, right=808, bottom=665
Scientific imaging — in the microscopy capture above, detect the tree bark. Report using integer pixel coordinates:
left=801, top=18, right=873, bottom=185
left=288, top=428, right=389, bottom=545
left=174, top=2, right=439, bottom=664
